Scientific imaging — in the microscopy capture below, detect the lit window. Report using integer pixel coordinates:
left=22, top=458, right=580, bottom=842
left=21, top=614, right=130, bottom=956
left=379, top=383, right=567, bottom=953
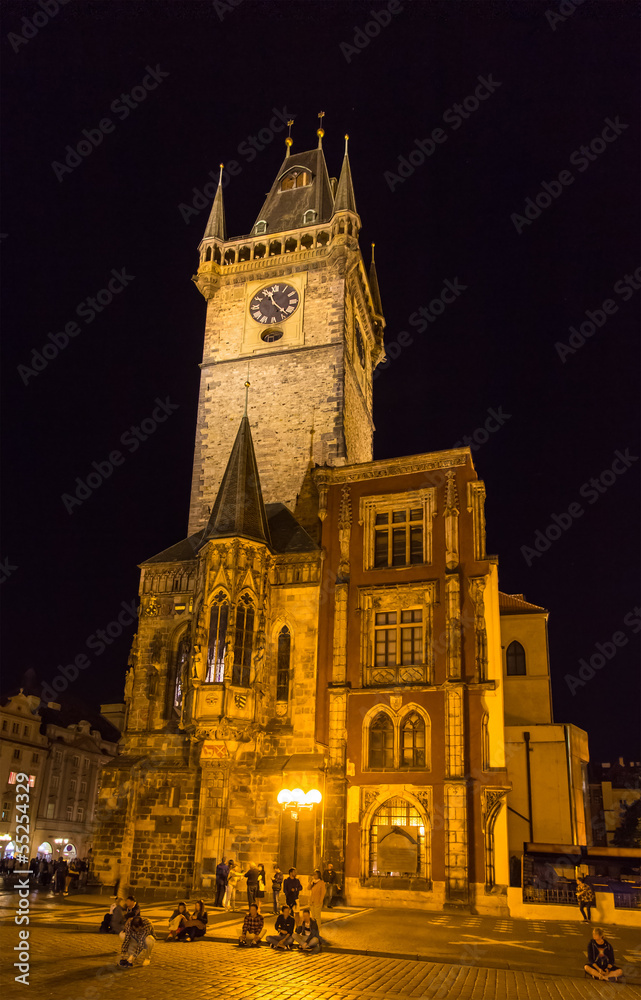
left=369, top=713, right=394, bottom=768
left=276, top=627, right=291, bottom=702
left=375, top=609, right=423, bottom=670
left=8, top=772, right=17, bottom=784
left=369, top=797, right=426, bottom=877
left=506, top=640, right=526, bottom=675
left=401, top=712, right=426, bottom=767
left=232, top=595, right=254, bottom=687
left=206, top=592, right=229, bottom=683
left=280, top=169, right=311, bottom=191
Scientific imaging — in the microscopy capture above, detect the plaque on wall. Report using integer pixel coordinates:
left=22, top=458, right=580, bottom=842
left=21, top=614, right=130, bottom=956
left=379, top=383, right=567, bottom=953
left=376, top=825, right=418, bottom=875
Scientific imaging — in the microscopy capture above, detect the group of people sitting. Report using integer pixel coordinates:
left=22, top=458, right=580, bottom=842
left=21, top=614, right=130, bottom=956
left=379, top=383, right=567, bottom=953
left=166, top=900, right=209, bottom=941
left=99, top=895, right=156, bottom=968
left=239, top=904, right=321, bottom=953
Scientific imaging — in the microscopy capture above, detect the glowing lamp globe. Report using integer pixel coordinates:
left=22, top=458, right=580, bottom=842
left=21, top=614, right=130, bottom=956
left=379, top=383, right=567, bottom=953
left=305, top=789, right=322, bottom=805
left=290, top=788, right=305, bottom=806
left=277, top=789, right=292, bottom=805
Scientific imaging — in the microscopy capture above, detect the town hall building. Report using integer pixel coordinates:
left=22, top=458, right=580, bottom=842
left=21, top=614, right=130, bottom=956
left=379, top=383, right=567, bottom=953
left=93, top=125, right=590, bottom=914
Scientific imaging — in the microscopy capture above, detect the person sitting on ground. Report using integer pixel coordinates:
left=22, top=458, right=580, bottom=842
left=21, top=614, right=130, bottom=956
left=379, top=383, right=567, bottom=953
left=294, top=908, right=321, bottom=953
left=183, top=899, right=208, bottom=941
left=119, top=914, right=156, bottom=968
left=266, top=904, right=295, bottom=950
left=166, top=901, right=189, bottom=940
left=110, top=898, right=127, bottom=936
left=584, top=927, right=623, bottom=981
left=238, top=903, right=265, bottom=946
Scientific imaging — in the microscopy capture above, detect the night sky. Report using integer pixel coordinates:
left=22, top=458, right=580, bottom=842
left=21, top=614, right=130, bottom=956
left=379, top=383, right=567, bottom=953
left=2, top=0, right=639, bottom=762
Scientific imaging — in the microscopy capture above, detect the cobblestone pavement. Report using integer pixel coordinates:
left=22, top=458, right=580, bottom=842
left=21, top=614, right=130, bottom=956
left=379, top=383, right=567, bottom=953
left=2, top=911, right=641, bottom=1000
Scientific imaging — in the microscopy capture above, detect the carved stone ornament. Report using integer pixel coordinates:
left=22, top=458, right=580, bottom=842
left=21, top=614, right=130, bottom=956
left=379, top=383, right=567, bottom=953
left=362, top=788, right=378, bottom=815
left=144, top=595, right=160, bottom=617
left=390, top=694, right=402, bottom=712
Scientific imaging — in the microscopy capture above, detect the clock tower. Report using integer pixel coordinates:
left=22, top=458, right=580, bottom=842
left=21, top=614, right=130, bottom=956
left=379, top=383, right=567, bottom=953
left=188, top=130, right=385, bottom=535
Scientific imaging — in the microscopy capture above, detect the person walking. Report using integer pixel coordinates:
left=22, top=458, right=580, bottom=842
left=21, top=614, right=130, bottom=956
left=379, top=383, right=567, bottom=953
left=266, top=904, right=295, bottom=949
left=308, top=870, right=325, bottom=929
left=244, top=863, right=260, bottom=909
left=322, top=862, right=340, bottom=908
left=271, top=865, right=284, bottom=914
left=55, top=858, right=68, bottom=894
left=576, top=878, right=596, bottom=921
left=215, top=857, right=229, bottom=908
left=119, top=915, right=156, bottom=967
left=225, top=861, right=241, bottom=911
left=584, top=927, right=623, bottom=981
left=283, top=867, right=302, bottom=914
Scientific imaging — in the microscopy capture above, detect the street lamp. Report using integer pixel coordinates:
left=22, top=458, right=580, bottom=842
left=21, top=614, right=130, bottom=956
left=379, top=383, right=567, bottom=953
left=277, top=787, right=322, bottom=869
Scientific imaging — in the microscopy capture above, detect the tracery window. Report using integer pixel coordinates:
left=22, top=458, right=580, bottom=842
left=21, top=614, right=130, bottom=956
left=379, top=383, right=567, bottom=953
left=368, top=797, right=427, bottom=877
left=206, top=591, right=229, bottom=683
left=232, top=595, right=255, bottom=687
left=506, top=640, right=526, bottom=675
left=173, top=634, right=189, bottom=712
left=401, top=712, right=426, bottom=767
left=369, top=712, right=394, bottom=768
left=276, top=626, right=291, bottom=703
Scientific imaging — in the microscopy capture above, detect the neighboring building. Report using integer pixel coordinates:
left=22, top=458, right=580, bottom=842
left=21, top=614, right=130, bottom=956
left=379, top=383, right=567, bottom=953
left=0, top=693, right=118, bottom=864
left=589, top=759, right=641, bottom=847
left=92, top=127, right=591, bottom=914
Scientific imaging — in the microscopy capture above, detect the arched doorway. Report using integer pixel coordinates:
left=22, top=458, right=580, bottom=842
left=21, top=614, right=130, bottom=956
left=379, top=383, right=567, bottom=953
left=37, top=841, right=52, bottom=859
left=62, top=843, right=77, bottom=861
left=3, top=841, right=16, bottom=859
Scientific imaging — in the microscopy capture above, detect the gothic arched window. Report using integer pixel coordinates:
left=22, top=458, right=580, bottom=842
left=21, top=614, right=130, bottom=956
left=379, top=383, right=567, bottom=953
left=355, top=320, right=366, bottom=368
left=369, top=712, right=394, bottom=769
left=173, top=635, right=189, bottom=714
left=368, top=797, right=427, bottom=877
left=206, top=592, right=229, bottom=683
left=481, top=712, right=490, bottom=771
left=506, top=640, right=526, bottom=675
left=232, top=595, right=255, bottom=687
left=276, top=626, right=291, bottom=703
left=401, top=712, right=425, bottom=768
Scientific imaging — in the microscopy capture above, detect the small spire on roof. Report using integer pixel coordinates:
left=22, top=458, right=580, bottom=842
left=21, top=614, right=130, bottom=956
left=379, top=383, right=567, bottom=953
left=202, top=163, right=227, bottom=240
left=334, top=137, right=357, bottom=214
left=285, top=119, right=294, bottom=157
left=317, top=110, right=325, bottom=148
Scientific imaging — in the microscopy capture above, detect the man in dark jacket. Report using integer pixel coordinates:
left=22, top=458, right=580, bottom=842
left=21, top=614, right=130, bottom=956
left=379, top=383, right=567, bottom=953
left=584, top=927, right=622, bottom=981
left=215, top=858, right=229, bottom=908
left=283, top=868, right=302, bottom=913
left=294, top=908, right=320, bottom=953
left=322, top=863, right=340, bottom=908
left=266, top=904, right=295, bottom=949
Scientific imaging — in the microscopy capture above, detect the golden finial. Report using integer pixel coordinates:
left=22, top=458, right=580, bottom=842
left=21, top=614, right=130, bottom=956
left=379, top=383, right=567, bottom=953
left=371, top=242, right=375, bottom=263
left=218, top=163, right=224, bottom=183
left=344, top=134, right=349, bottom=155
left=286, top=119, right=294, bottom=156
left=317, top=110, right=326, bottom=147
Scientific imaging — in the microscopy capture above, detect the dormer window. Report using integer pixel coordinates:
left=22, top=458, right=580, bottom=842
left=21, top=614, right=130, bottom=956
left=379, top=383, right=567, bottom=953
left=303, top=209, right=317, bottom=224
left=280, top=169, right=311, bottom=191
left=254, top=220, right=267, bottom=235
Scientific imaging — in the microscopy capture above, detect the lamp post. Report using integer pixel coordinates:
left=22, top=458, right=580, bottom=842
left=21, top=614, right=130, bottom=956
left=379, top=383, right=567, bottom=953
left=277, top=788, right=322, bottom=869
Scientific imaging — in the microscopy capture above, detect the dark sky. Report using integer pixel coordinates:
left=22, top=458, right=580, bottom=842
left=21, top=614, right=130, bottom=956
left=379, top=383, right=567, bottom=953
left=2, top=0, right=639, bottom=762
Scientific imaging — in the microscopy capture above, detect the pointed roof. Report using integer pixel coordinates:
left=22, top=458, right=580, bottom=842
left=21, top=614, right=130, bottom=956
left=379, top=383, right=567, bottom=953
left=203, top=166, right=226, bottom=240
left=333, top=144, right=357, bottom=214
left=199, top=415, right=271, bottom=548
left=368, top=245, right=383, bottom=316
left=498, top=592, right=548, bottom=614
left=252, top=146, right=334, bottom=233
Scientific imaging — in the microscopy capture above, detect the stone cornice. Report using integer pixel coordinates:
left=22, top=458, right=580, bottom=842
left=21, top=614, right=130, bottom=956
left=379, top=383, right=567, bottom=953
left=314, top=449, right=471, bottom=488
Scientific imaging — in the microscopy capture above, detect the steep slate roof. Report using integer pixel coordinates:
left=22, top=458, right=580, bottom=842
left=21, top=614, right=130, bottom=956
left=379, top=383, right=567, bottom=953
left=199, top=415, right=271, bottom=548
left=203, top=172, right=226, bottom=240
left=142, top=533, right=201, bottom=565
left=265, top=503, right=318, bottom=553
left=253, top=147, right=335, bottom=233
left=333, top=150, right=357, bottom=214
left=498, top=592, right=548, bottom=614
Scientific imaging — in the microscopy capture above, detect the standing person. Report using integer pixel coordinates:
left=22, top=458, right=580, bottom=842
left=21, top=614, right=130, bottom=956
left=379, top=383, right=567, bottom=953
left=271, top=865, right=284, bottom=914
left=584, top=927, right=623, bottom=981
left=255, top=864, right=266, bottom=908
left=65, top=857, right=81, bottom=895
left=225, top=861, right=241, bottom=911
left=244, top=863, right=260, bottom=909
left=79, top=857, right=89, bottom=887
left=308, top=870, right=325, bottom=929
left=294, top=908, right=321, bottom=953
left=238, top=903, right=265, bottom=946
left=38, top=858, right=49, bottom=886
left=576, top=878, right=596, bottom=921
left=283, top=868, right=303, bottom=914
left=323, top=862, right=339, bottom=908
left=214, top=857, right=229, bottom=908
left=266, top=904, right=295, bottom=949
left=119, top=914, right=156, bottom=967
left=55, top=858, right=68, bottom=894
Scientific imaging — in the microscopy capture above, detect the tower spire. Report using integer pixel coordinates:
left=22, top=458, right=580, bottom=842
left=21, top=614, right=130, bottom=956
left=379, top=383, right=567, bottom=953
left=333, top=134, right=357, bottom=214
left=203, top=163, right=227, bottom=240
left=369, top=242, right=383, bottom=316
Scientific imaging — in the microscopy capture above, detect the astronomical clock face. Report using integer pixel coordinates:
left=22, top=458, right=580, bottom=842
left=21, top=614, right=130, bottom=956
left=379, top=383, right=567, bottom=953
left=249, top=283, right=299, bottom=325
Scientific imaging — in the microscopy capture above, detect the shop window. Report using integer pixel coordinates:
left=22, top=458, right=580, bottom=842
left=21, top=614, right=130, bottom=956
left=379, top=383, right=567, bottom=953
left=276, top=626, right=291, bottom=702
left=369, top=712, right=394, bottom=768
left=368, top=797, right=427, bottom=877
left=232, top=595, right=254, bottom=687
left=506, top=640, right=526, bottom=675
left=206, top=592, right=229, bottom=683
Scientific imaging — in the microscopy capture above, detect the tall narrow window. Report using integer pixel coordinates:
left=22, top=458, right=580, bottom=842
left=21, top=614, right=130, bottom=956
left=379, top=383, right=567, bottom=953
left=206, top=592, right=229, bottom=683
left=401, top=712, right=426, bottom=767
left=481, top=713, right=490, bottom=771
left=506, top=640, right=526, bottom=675
left=173, top=634, right=189, bottom=711
left=369, top=713, right=394, bottom=768
left=276, top=626, right=291, bottom=702
left=232, top=595, right=255, bottom=687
